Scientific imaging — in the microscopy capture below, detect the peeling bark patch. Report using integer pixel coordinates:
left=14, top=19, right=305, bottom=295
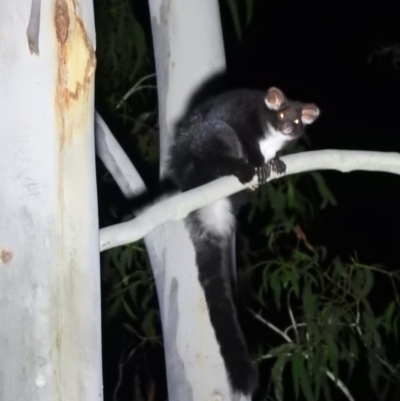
left=54, top=0, right=96, bottom=148
left=0, top=249, right=14, bottom=265
left=55, top=0, right=69, bottom=45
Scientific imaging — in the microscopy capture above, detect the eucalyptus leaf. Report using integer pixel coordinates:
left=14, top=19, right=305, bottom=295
left=272, top=352, right=289, bottom=401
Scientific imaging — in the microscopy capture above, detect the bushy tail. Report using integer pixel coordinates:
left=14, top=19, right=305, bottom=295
left=187, top=217, right=258, bottom=395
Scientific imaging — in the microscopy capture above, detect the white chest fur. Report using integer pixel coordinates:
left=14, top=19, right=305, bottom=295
left=258, top=124, right=289, bottom=162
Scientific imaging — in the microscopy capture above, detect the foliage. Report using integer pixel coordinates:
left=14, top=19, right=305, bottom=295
left=236, top=166, right=400, bottom=401
left=102, top=238, right=160, bottom=344
left=95, top=0, right=158, bottom=163
left=250, top=247, right=400, bottom=401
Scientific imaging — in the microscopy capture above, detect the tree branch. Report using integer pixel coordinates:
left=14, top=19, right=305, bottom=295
left=95, top=112, right=147, bottom=199
left=99, top=150, right=400, bottom=251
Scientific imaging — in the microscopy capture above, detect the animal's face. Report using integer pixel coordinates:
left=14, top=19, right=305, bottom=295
left=265, top=87, right=320, bottom=139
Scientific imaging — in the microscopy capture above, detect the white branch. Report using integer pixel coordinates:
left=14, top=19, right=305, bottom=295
left=95, top=112, right=147, bottom=199
left=99, top=150, right=400, bottom=251
left=324, top=371, right=355, bottom=401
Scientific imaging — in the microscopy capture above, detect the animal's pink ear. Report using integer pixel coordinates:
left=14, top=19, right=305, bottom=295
left=265, top=87, right=286, bottom=110
left=301, top=104, right=320, bottom=124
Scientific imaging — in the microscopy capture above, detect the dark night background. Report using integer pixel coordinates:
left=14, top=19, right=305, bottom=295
left=96, top=1, right=400, bottom=400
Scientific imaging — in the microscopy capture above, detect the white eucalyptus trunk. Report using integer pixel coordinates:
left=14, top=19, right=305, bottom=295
left=0, top=1, right=102, bottom=400
left=147, top=1, right=249, bottom=400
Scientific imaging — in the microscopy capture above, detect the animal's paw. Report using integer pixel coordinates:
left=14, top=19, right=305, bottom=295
left=235, top=162, right=255, bottom=184
left=256, top=165, right=270, bottom=185
left=248, top=165, right=269, bottom=191
left=267, top=158, right=286, bottom=175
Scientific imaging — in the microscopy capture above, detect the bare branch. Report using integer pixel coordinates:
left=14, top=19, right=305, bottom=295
left=99, top=150, right=400, bottom=251
left=287, top=290, right=299, bottom=343
left=95, top=112, right=147, bottom=199
left=115, top=73, right=156, bottom=110
left=324, top=371, right=355, bottom=401
left=249, top=309, right=293, bottom=343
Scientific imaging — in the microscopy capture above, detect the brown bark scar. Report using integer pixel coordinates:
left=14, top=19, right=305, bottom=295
left=54, top=0, right=97, bottom=148
left=0, top=249, right=14, bottom=265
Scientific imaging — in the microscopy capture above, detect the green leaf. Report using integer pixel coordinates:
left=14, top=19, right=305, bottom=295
left=345, top=335, right=357, bottom=378
left=130, top=15, right=147, bottom=78
left=309, top=172, right=337, bottom=208
left=267, top=343, right=296, bottom=357
left=393, top=314, right=400, bottom=340
left=363, top=310, right=376, bottom=334
left=308, top=321, right=321, bottom=343
left=291, top=350, right=303, bottom=398
left=322, top=376, right=333, bottom=401
left=123, top=300, right=137, bottom=320
left=383, top=301, right=395, bottom=334
left=303, top=282, right=315, bottom=321
left=226, top=0, right=242, bottom=39
left=287, top=180, right=298, bottom=210
left=141, top=309, right=157, bottom=339
left=313, top=347, right=326, bottom=400
left=272, top=352, right=289, bottom=401
left=268, top=184, right=287, bottom=217
left=298, top=355, right=315, bottom=401
left=362, top=267, right=374, bottom=297
left=245, top=0, right=254, bottom=25
left=332, top=256, right=346, bottom=280
left=270, top=269, right=282, bottom=309
left=128, top=281, right=141, bottom=308
left=107, top=296, right=123, bottom=319
left=288, top=270, right=300, bottom=297
left=326, top=336, right=339, bottom=380
left=368, top=350, right=382, bottom=393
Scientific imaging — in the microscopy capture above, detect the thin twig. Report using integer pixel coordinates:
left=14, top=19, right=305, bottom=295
left=287, top=290, right=299, bottom=343
left=116, top=73, right=156, bottom=110
left=113, top=341, right=146, bottom=401
left=249, top=309, right=292, bottom=343
left=250, top=308, right=356, bottom=401
left=376, top=355, right=400, bottom=378
left=284, top=322, right=306, bottom=336
left=325, top=370, right=355, bottom=401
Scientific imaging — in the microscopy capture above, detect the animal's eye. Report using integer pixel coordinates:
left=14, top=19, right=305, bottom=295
left=278, top=112, right=285, bottom=119
left=294, top=119, right=300, bottom=124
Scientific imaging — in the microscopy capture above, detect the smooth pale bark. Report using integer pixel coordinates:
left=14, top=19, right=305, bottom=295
left=146, top=1, right=249, bottom=400
left=0, top=1, right=102, bottom=400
